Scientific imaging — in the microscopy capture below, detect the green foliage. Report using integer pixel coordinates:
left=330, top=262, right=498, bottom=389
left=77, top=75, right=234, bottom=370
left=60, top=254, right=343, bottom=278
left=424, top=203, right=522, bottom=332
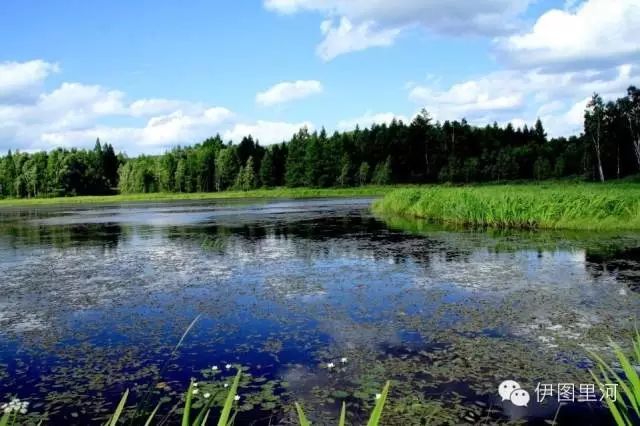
left=358, top=162, right=370, bottom=186
left=107, top=388, right=129, bottom=426
left=373, top=183, right=640, bottom=230
left=294, top=381, right=391, bottom=426
left=215, top=147, right=239, bottom=191
left=589, top=332, right=640, bottom=425
left=367, top=381, right=391, bottom=426
left=371, top=156, right=392, bottom=185
left=2, top=84, right=640, bottom=200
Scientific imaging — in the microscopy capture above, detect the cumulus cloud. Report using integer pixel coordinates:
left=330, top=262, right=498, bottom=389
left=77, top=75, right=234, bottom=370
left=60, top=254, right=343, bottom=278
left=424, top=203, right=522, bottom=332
left=129, top=98, right=201, bottom=117
left=224, top=120, right=314, bottom=145
left=41, top=107, right=234, bottom=151
left=0, top=59, right=314, bottom=154
left=265, top=0, right=533, bottom=59
left=316, top=18, right=400, bottom=61
left=265, top=0, right=531, bottom=35
left=408, top=64, right=639, bottom=136
left=499, top=0, right=640, bottom=69
left=256, top=80, right=323, bottom=106
left=0, top=60, right=59, bottom=102
left=409, top=79, right=524, bottom=118
left=337, top=112, right=409, bottom=131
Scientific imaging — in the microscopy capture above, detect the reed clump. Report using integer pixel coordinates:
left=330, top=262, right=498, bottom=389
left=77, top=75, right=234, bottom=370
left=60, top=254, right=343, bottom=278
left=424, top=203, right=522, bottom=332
left=373, top=184, right=640, bottom=230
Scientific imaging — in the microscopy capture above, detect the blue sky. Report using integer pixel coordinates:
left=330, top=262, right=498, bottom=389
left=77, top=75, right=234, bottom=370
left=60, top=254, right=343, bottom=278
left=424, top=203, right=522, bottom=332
left=0, top=0, right=638, bottom=154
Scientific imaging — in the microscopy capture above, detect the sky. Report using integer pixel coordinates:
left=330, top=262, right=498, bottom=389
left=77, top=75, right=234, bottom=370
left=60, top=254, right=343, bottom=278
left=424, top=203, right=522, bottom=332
left=0, top=0, right=638, bottom=155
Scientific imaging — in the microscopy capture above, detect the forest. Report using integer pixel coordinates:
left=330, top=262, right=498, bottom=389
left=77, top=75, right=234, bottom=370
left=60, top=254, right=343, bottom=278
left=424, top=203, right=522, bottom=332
left=0, top=86, right=639, bottom=198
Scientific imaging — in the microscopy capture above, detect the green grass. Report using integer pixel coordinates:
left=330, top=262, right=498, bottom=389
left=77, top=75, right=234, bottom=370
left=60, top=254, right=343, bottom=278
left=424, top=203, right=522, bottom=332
left=295, top=381, right=391, bottom=426
left=588, top=331, right=640, bottom=425
left=373, top=182, right=640, bottom=231
left=0, top=186, right=408, bottom=207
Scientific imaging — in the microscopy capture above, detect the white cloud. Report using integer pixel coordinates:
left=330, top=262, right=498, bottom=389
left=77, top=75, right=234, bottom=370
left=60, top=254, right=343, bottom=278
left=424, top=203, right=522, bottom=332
left=256, top=80, right=323, bottom=106
left=41, top=107, right=234, bottom=152
left=224, top=120, right=314, bottom=145
left=500, top=0, right=640, bottom=68
left=265, top=0, right=531, bottom=35
left=407, top=64, right=639, bottom=136
left=129, top=98, right=199, bottom=117
left=265, top=0, right=533, bottom=59
left=337, top=112, right=408, bottom=131
left=316, top=17, right=400, bottom=61
left=408, top=75, right=524, bottom=120
left=0, top=60, right=59, bottom=102
left=0, top=60, right=240, bottom=153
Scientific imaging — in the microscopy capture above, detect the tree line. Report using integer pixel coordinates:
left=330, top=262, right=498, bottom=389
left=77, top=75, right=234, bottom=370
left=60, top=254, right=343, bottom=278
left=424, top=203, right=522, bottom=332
left=1, top=86, right=639, bottom=198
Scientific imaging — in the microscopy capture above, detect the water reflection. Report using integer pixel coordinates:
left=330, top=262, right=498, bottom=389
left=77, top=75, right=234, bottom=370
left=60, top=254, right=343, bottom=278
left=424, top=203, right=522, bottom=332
left=0, top=198, right=638, bottom=425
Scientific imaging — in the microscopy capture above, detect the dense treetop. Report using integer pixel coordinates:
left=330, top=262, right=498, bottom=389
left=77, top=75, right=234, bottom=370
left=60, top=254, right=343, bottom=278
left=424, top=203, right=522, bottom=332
left=1, top=86, right=639, bottom=198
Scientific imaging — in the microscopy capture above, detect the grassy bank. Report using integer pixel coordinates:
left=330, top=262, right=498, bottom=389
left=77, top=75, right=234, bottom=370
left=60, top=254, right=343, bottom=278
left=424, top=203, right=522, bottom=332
left=0, top=185, right=407, bottom=208
left=372, top=183, right=640, bottom=231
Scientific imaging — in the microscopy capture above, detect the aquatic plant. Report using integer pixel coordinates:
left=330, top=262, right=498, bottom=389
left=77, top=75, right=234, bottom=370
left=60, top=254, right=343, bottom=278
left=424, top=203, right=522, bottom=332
left=295, top=381, right=391, bottom=426
left=589, top=331, right=640, bottom=425
left=102, top=368, right=243, bottom=426
left=0, top=399, right=30, bottom=426
left=373, top=184, right=640, bottom=230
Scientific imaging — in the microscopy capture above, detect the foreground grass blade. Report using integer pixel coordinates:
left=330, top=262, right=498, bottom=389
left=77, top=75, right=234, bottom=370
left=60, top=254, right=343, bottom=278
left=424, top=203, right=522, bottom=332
left=109, top=388, right=129, bottom=426
left=0, top=412, right=9, bottom=426
left=217, top=369, right=242, bottom=426
left=294, top=402, right=310, bottom=426
left=144, top=401, right=162, bottom=426
left=201, top=409, right=210, bottom=426
left=367, top=381, right=391, bottom=426
left=588, top=349, right=639, bottom=418
left=339, top=401, right=346, bottom=426
left=182, top=381, right=195, bottom=426
left=174, top=315, right=202, bottom=355
left=590, top=368, right=628, bottom=426
left=192, top=392, right=216, bottom=426
left=611, top=341, right=640, bottom=412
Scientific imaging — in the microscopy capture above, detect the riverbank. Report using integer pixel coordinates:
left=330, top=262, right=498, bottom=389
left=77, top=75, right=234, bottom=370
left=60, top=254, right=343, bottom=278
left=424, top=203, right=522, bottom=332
left=0, top=185, right=406, bottom=207
left=372, top=183, right=640, bottom=231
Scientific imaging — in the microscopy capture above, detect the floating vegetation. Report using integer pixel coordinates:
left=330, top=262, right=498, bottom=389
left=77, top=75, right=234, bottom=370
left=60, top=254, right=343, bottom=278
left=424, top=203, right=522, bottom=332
left=1, top=198, right=639, bottom=424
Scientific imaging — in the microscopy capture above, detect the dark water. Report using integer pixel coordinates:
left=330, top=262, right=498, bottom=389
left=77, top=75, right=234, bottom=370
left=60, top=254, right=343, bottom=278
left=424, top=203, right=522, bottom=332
left=0, top=198, right=639, bottom=425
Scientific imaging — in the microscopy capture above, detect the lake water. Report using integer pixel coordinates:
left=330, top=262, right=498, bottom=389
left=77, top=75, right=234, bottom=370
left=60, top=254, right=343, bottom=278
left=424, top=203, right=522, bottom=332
left=0, top=198, right=639, bottom=425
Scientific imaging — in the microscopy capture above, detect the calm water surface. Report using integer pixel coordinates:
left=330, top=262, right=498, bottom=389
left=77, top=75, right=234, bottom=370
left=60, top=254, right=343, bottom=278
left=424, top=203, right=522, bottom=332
left=0, top=198, right=639, bottom=425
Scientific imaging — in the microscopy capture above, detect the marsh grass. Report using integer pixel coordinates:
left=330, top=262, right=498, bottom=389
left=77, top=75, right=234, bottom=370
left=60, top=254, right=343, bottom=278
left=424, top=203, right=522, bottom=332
left=589, top=331, right=640, bottom=425
left=295, top=381, right=391, bottom=426
left=373, top=183, right=640, bottom=230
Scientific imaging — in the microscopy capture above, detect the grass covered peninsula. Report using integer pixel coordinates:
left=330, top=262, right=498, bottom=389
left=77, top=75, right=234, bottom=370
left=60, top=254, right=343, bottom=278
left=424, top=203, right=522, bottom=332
left=372, top=182, right=640, bottom=231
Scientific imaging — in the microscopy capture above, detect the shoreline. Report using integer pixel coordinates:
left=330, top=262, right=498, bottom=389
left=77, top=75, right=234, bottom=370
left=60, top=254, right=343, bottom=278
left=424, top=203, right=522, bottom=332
left=372, top=183, right=640, bottom=231
left=0, top=185, right=405, bottom=208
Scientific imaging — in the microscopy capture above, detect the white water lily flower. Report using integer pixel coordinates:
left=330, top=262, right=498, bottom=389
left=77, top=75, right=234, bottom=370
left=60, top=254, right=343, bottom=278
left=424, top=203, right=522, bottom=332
left=192, top=389, right=199, bottom=395
left=224, top=383, right=229, bottom=388
left=1, top=403, right=6, bottom=409
left=375, top=393, right=382, bottom=400
left=193, top=382, right=198, bottom=387
left=327, top=362, right=335, bottom=369
left=204, top=393, right=211, bottom=399
left=225, top=364, right=232, bottom=370
left=3, top=407, right=10, bottom=414
left=340, top=357, right=347, bottom=363
left=234, top=395, right=240, bottom=401
left=212, top=366, right=218, bottom=371
left=19, top=408, right=27, bottom=414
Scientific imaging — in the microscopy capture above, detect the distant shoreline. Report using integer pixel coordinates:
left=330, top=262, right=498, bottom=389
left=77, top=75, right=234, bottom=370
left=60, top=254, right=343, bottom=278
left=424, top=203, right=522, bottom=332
left=0, top=185, right=401, bottom=207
